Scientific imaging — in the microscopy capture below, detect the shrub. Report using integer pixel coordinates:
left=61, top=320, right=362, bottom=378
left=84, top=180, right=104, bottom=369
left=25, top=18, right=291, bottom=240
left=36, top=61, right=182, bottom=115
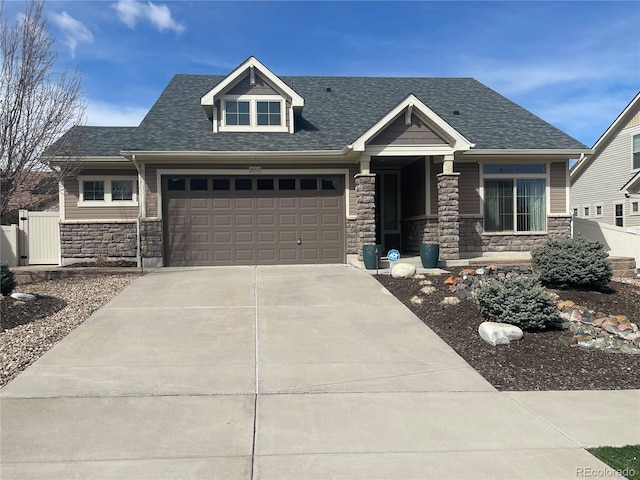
left=531, top=236, right=612, bottom=288
left=474, top=274, right=559, bottom=330
left=1, top=265, right=16, bottom=296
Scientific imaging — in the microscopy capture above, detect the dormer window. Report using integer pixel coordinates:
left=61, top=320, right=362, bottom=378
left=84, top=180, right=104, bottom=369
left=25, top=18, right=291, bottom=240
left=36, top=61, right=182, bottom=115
left=220, top=96, right=286, bottom=132
left=201, top=56, right=304, bottom=134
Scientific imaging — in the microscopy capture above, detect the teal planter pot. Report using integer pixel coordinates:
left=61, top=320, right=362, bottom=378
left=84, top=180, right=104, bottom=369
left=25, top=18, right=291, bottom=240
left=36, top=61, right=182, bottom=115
left=363, top=244, right=382, bottom=270
left=420, top=243, right=439, bottom=268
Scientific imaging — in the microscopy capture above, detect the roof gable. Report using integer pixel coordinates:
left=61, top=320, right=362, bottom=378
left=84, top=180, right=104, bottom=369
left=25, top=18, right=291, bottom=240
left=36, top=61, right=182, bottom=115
left=200, top=56, right=304, bottom=108
left=351, top=94, right=474, bottom=152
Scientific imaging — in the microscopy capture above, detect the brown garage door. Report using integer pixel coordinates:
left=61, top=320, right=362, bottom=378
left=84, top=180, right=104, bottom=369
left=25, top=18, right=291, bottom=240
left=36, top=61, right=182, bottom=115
left=164, top=176, right=345, bottom=266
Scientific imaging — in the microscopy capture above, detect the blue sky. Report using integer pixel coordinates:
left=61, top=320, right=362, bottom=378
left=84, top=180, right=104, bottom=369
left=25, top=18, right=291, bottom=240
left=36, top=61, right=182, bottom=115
left=6, top=0, right=640, bottom=147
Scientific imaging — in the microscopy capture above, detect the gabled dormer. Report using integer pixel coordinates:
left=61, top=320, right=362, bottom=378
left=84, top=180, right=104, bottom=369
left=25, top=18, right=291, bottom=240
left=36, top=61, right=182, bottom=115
left=201, top=56, right=304, bottom=134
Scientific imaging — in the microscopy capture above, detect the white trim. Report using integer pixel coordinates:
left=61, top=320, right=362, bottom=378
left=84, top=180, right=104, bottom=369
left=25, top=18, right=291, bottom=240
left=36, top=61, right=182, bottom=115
left=58, top=181, right=66, bottom=221
left=201, top=56, right=304, bottom=108
left=121, top=147, right=354, bottom=159
left=77, top=175, right=138, bottom=207
left=466, top=149, right=591, bottom=157
left=219, top=95, right=288, bottom=133
left=155, top=168, right=351, bottom=220
left=365, top=145, right=457, bottom=156
left=352, top=94, right=474, bottom=152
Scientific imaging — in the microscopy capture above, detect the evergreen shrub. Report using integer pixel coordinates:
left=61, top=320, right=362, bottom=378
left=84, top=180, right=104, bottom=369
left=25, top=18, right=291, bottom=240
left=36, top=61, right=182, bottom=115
left=531, top=236, right=612, bottom=288
left=1, top=265, right=16, bottom=296
left=474, top=274, right=559, bottom=330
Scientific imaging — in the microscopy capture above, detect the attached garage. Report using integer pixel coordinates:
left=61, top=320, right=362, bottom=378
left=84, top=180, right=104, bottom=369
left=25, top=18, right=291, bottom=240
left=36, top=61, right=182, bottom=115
left=163, top=175, right=345, bottom=266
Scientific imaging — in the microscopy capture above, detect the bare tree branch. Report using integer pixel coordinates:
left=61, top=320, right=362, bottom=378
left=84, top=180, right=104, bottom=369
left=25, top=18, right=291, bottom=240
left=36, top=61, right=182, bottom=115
left=0, top=0, right=85, bottom=220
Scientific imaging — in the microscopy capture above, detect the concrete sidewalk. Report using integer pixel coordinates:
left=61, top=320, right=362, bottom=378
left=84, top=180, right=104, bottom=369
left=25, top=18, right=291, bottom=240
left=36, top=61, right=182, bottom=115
left=1, top=265, right=638, bottom=479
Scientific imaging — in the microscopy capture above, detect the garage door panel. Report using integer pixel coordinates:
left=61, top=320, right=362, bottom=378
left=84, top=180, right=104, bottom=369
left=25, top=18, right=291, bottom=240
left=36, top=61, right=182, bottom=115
left=213, top=231, right=232, bottom=243
left=235, top=198, right=253, bottom=209
left=278, top=198, right=296, bottom=208
left=235, top=214, right=254, bottom=226
left=258, top=214, right=275, bottom=226
left=213, top=214, right=231, bottom=226
left=258, top=231, right=276, bottom=242
left=165, top=176, right=344, bottom=266
left=235, top=231, right=255, bottom=243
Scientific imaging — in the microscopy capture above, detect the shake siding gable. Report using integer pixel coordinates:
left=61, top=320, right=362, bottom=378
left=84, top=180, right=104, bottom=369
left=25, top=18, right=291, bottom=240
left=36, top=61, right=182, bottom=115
left=369, top=114, right=448, bottom=146
left=226, top=73, right=280, bottom=96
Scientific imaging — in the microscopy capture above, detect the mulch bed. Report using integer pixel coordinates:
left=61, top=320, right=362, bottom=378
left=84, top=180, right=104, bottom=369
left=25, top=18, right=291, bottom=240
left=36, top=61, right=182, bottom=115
left=1, top=295, right=67, bottom=332
left=376, top=270, right=640, bottom=391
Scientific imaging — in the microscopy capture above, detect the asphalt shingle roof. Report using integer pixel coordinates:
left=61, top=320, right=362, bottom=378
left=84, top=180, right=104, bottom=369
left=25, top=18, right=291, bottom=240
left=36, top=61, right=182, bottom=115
left=56, top=74, right=588, bottom=156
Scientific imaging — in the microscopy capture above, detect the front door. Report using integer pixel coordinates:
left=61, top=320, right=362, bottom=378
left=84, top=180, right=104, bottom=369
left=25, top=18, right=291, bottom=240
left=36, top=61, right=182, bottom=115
left=376, top=172, right=401, bottom=253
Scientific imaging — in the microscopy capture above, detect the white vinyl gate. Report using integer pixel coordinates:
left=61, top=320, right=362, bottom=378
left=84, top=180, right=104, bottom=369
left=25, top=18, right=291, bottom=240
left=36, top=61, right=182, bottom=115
left=18, top=209, right=60, bottom=265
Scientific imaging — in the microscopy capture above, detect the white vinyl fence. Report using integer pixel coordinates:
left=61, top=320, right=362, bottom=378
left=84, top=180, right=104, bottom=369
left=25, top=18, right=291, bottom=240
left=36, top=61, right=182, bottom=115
left=18, top=210, right=60, bottom=265
left=573, top=217, right=640, bottom=266
left=1, top=224, right=19, bottom=266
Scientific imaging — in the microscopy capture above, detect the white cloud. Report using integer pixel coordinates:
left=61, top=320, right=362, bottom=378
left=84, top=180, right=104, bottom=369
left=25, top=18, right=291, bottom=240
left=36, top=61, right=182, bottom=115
left=112, top=0, right=185, bottom=34
left=85, top=100, right=148, bottom=126
left=50, top=11, right=93, bottom=58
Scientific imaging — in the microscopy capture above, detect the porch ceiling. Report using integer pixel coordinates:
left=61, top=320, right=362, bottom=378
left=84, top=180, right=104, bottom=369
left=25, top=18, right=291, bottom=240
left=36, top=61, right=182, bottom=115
left=371, top=155, right=423, bottom=169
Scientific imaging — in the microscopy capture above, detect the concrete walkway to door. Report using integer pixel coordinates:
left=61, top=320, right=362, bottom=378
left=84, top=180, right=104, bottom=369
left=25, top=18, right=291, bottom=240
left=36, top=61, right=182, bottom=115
left=1, top=265, right=638, bottom=479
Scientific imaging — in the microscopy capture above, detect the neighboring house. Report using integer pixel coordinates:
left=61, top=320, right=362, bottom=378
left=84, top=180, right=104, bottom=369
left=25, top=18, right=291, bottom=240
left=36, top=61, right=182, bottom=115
left=571, top=92, right=640, bottom=228
left=1, top=172, right=59, bottom=225
left=47, top=56, right=589, bottom=267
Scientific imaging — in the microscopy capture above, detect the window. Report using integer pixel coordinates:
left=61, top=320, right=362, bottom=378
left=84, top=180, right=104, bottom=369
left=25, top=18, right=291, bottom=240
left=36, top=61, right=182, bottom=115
left=584, top=207, right=590, bottom=216
left=632, top=202, right=639, bottom=213
left=634, top=135, right=640, bottom=170
left=235, top=178, right=252, bottom=191
left=257, top=101, right=281, bottom=126
left=79, top=176, right=137, bottom=206
left=220, top=96, right=286, bottom=132
left=573, top=208, right=578, bottom=217
left=167, top=178, right=185, bottom=191
left=484, top=176, right=546, bottom=232
left=225, top=100, right=250, bottom=126
left=279, top=178, right=296, bottom=190
left=190, top=179, right=208, bottom=191
left=212, top=178, right=230, bottom=190
left=321, top=178, right=338, bottom=190
left=257, top=178, right=274, bottom=190
left=596, top=205, right=602, bottom=216
left=83, top=181, right=104, bottom=201
left=300, top=178, right=318, bottom=190
left=615, top=204, right=624, bottom=227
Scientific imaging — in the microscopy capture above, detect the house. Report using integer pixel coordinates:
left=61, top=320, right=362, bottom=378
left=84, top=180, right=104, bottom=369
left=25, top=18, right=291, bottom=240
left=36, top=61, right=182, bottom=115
left=47, top=56, right=589, bottom=267
left=571, top=92, right=640, bottom=229
left=1, top=172, right=59, bottom=225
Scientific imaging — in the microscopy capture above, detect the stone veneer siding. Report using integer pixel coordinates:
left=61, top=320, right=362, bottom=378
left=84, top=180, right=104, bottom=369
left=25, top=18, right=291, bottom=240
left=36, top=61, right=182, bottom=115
left=140, top=219, right=162, bottom=259
left=459, top=215, right=572, bottom=253
left=355, top=174, right=376, bottom=259
left=60, top=221, right=137, bottom=258
left=437, top=173, right=460, bottom=260
left=346, top=218, right=357, bottom=255
left=400, top=217, right=438, bottom=252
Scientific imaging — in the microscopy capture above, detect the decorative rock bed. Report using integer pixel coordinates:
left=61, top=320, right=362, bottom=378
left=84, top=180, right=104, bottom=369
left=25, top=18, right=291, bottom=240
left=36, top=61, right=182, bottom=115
left=445, top=265, right=640, bottom=354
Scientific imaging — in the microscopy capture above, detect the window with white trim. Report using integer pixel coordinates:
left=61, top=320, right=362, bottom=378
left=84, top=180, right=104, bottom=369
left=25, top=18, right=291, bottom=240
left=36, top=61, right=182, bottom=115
left=632, top=201, right=639, bottom=214
left=78, top=177, right=137, bottom=206
left=220, top=96, right=287, bottom=132
left=483, top=164, right=546, bottom=232
left=634, top=134, right=640, bottom=170
left=584, top=207, right=590, bottom=216
left=615, top=203, right=624, bottom=227
left=596, top=205, right=602, bottom=216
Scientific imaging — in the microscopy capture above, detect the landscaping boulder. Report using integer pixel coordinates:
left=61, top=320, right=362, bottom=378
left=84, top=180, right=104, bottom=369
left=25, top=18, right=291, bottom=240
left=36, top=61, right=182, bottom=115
left=391, top=263, right=416, bottom=279
left=478, top=321, right=524, bottom=346
left=11, top=293, right=36, bottom=302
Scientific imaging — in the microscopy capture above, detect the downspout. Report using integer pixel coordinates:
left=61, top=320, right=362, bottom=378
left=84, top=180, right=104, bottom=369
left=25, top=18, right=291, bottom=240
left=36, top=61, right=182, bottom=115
left=130, top=154, right=143, bottom=271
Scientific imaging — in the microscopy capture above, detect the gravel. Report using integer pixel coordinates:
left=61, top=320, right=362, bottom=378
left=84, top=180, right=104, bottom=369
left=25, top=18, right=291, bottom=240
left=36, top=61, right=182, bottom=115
left=0, top=273, right=139, bottom=387
left=377, top=270, right=640, bottom=391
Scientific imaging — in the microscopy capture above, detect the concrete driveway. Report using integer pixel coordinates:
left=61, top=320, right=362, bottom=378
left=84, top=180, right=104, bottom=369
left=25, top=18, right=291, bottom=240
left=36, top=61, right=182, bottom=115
left=1, top=265, right=637, bottom=479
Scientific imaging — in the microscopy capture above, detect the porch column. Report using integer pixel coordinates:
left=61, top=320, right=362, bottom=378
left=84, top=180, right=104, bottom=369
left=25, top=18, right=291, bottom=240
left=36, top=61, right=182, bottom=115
left=437, top=171, right=460, bottom=260
left=355, top=173, right=376, bottom=260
